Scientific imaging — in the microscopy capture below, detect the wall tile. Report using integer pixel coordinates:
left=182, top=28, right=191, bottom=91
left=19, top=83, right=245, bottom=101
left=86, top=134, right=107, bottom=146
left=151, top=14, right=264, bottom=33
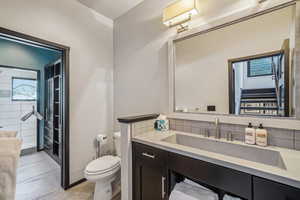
left=191, top=121, right=201, bottom=128
left=232, top=133, right=245, bottom=142
left=175, top=119, right=184, bottom=126
left=167, top=118, right=297, bottom=149
left=132, top=119, right=155, bottom=137
left=170, top=122, right=176, bottom=130
left=183, top=120, right=192, bottom=132
left=175, top=125, right=184, bottom=132
left=221, top=124, right=235, bottom=131
left=295, top=130, right=300, bottom=141
left=191, top=127, right=201, bottom=135
left=295, top=140, right=300, bottom=151
left=267, top=128, right=294, bottom=140
left=183, top=120, right=192, bottom=127
left=192, top=120, right=211, bottom=128
left=220, top=129, right=241, bottom=141
left=233, top=124, right=247, bottom=134
left=183, top=125, right=192, bottom=133
left=268, top=137, right=294, bottom=149
left=169, top=119, right=176, bottom=130
left=295, top=130, right=300, bottom=151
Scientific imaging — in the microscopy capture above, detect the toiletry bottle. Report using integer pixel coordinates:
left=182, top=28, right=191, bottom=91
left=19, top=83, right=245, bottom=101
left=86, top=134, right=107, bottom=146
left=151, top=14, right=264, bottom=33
left=245, top=123, right=256, bottom=145
left=256, top=124, right=268, bottom=147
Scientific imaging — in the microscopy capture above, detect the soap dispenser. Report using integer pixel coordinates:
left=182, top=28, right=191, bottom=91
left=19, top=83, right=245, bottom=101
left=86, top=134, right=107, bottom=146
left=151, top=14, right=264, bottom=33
left=245, top=123, right=256, bottom=145
left=256, top=124, right=268, bottom=147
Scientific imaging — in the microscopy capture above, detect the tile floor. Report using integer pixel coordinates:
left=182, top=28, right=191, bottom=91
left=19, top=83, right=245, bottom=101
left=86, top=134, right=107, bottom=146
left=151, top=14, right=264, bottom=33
left=16, top=151, right=121, bottom=200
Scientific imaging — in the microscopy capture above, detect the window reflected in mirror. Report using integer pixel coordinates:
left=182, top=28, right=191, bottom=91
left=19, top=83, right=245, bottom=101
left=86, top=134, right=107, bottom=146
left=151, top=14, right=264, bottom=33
left=229, top=50, right=288, bottom=117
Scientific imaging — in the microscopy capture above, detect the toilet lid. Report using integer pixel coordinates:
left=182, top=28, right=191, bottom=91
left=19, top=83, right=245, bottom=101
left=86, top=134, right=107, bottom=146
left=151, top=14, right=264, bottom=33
left=86, top=155, right=120, bottom=174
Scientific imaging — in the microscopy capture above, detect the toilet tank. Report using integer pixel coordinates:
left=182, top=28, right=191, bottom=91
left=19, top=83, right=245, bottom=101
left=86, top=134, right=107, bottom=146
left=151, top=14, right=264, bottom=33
left=114, top=132, right=121, bottom=157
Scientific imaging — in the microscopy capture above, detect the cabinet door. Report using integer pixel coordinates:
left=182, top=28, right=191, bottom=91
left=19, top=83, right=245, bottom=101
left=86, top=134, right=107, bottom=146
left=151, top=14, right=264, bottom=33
left=253, top=177, right=300, bottom=200
left=134, top=159, right=166, bottom=200
left=133, top=142, right=167, bottom=200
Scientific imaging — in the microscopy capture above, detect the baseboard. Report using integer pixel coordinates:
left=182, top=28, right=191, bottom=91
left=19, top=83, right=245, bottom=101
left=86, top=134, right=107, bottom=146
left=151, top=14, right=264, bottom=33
left=66, top=178, right=87, bottom=190
left=21, top=147, right=37, bottom=156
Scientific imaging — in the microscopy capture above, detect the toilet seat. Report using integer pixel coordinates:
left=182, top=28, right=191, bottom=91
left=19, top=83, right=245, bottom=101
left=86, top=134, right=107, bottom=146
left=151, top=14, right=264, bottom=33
left=85, top=155, right=120, bottom=175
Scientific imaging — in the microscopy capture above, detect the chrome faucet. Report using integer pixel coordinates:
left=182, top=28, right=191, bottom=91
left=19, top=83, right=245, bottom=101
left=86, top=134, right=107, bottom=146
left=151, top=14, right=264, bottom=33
left=215, top=118, right=220, bottom=139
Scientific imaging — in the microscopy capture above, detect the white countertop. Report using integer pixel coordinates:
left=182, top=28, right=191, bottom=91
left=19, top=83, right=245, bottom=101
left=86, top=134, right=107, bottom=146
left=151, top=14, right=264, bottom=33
left=132, top=130, right=300, bottom=189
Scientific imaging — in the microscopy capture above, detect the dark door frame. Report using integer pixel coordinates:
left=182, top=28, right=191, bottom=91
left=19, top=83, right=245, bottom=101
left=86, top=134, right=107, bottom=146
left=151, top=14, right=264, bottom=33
left=0, top=27, right=70, bottom=189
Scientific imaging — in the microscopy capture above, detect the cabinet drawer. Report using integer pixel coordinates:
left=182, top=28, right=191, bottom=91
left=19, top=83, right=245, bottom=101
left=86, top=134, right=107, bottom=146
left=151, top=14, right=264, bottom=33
left=168, top=152, right=252, bottom=200
left=133, top=142, right=166, bottom=167
left=253, top=177, right=300, bottom=200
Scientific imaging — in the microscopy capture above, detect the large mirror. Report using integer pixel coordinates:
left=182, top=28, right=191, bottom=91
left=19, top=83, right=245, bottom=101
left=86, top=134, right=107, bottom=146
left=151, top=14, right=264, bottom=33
left=174, top=5, right=296, bottom=117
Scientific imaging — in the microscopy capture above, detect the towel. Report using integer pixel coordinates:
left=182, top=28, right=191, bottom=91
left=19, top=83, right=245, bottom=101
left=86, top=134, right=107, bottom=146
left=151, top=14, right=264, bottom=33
left=0, top=138, right=22, bottom=200
left=184, top=178, right=213, bottom=192
left=169, top=181, right=218, bottom=200
left=223, top=194, right=241, bottom=200
left=0, top=131, right=17, bottom=138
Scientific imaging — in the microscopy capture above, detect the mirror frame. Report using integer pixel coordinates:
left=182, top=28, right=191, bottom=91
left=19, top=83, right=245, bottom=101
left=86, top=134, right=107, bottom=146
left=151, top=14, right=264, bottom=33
left=168, top=0, right=300, bottom=130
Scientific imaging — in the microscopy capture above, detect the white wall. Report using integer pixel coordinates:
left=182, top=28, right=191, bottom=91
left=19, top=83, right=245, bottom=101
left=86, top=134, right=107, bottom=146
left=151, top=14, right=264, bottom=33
left=113, top=0, right=295, bottom=129
left=0, top=0, right=114, bottom=184
left=113, top=0, right=175, bottom=129
left=0, top=68, right=37, bottom=150
left=175, top=6, right=293, bottom=114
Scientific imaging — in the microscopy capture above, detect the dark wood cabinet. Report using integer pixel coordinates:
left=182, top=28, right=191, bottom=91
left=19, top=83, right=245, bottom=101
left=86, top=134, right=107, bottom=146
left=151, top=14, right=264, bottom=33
left=133, top=141, right=300, bottom=200
left=168, top=152, right=252, bottom=200
left=253, top=177, right=300, bottom=200
left=133, top=142, right=167, bottom=200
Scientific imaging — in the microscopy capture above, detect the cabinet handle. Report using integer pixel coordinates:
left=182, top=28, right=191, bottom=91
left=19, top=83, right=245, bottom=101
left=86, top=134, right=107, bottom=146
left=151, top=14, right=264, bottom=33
left=162, top=176, right=166, bottom=199
left=142, top=152, right=155, bottom=159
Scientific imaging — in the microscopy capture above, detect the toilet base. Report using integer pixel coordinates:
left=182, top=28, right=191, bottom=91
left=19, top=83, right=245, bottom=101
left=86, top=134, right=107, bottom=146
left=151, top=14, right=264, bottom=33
left=94, top=180, right=113, bottom=200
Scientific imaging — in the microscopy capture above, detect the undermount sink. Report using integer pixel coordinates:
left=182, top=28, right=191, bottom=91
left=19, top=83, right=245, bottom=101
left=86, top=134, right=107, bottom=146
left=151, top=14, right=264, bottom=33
left=162, top=134, right=286, bottom=170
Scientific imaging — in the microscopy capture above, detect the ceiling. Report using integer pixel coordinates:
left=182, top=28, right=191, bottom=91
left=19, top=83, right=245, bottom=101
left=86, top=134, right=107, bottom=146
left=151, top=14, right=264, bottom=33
left=77, top=0, right=257, bottom=21
left=78, top=0, right=144, bottom=20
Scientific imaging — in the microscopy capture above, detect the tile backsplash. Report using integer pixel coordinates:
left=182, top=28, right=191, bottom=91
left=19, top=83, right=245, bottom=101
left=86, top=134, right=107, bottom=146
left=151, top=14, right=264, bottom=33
left=295, top=130, right=300, bottom=151
left=169, top=118, right=298, bottom=150
left=132, top=119, right=156, bottom=137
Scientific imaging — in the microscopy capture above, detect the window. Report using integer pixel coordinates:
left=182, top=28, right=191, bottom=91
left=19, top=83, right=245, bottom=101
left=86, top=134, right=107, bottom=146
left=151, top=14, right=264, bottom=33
left=247, top=57, right=274, bottom=77
left=12, top=77, right=37, bottom=101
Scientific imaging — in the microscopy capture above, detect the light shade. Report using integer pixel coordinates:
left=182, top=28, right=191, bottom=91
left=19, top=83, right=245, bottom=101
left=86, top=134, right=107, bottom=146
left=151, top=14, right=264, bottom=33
left=163, top=0, right=199, bottom=27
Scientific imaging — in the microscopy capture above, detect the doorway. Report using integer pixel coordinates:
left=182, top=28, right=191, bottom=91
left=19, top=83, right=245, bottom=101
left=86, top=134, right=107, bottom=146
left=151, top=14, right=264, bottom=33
left=0, top=27, right=70, bottom=190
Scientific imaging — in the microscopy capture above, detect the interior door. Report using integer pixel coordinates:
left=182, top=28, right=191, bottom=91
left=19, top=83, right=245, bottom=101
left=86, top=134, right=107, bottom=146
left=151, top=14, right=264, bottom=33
left=133, top=143, right=167, bottom=200
left=134, top=159, right=166, bottom=200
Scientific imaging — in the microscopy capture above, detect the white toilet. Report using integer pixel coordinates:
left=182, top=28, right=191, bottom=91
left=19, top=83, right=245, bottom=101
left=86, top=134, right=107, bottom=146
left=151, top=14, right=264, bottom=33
left=85, top=132, right=121, bottom=200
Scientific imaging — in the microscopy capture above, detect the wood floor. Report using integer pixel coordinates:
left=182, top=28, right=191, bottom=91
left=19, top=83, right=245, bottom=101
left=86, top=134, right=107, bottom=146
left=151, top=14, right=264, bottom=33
left=16, top=151, right=94, bottom=200
left=16, top=151, right=121, bottom=200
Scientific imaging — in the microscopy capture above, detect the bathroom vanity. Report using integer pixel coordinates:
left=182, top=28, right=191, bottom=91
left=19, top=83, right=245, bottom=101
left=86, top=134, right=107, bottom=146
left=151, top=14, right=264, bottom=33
left=132, top=131, right=300, bottom=200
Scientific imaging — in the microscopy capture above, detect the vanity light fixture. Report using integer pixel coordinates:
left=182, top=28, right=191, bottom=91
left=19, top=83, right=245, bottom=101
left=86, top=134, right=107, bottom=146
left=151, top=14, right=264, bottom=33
left=163, top=0, right=200, bottom=33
